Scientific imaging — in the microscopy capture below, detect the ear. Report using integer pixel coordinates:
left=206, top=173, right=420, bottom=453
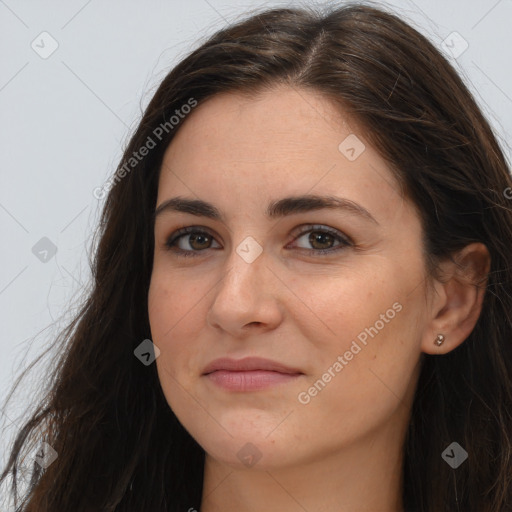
left=421, top=242, right=491, bottom=355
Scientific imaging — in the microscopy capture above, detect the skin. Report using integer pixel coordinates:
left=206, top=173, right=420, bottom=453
left=148, top=85, right=490, bottom=512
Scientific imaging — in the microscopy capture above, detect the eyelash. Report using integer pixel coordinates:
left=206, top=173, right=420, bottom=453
left=163, top=225, right=352, bottom=258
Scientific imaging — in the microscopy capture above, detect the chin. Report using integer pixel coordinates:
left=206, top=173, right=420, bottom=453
left=186, top=420, right=295, bottom=470
left=202, top=436, right=289, bottom=471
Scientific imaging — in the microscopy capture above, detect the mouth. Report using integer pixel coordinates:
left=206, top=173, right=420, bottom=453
left=202, top=357, right=304, bottom=392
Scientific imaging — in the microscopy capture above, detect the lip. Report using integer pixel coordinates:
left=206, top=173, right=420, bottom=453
left=202, top=356, right=302, bottom=375
left=202, top=357, right=304, bottom=392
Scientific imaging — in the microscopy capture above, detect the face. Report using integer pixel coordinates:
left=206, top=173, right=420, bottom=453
left=148, top=86, right=431, bottom=471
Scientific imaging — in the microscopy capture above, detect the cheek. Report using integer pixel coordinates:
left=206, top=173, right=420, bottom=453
left=290, top=268, right=395, bottom=348
left=148, top=281, right=194, bottom=414
left=148, top=280, right=189, bottom=383
left=291, top=265, right=422, bottom=398
left=148, top=273, right=209, bottom=386
left=148, top=270, right=201, bottom=340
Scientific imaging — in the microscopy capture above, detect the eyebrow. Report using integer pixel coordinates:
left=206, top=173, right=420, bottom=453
left=153, top=194, right=378, bottom=225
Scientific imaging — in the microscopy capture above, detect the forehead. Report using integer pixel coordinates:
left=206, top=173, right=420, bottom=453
left=164, top=86, right=355, bottom=165
left=157, top=86, right=407, bottom=224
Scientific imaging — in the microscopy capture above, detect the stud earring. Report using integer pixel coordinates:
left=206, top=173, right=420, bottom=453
left=434, top=334, right=445, bottom=346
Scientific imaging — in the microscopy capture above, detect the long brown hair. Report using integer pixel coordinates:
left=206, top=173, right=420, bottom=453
left=2, top=2, right=512, bottom=511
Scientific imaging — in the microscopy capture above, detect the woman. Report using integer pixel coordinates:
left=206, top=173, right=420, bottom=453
left=2, top=2, right=512, bottom=511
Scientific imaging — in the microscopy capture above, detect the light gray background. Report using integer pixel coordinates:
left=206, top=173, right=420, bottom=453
left=1, top=0, right=511, bottom=470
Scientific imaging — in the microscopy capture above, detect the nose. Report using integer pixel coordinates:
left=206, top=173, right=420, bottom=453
left=206, top=244, right=284, bottom=336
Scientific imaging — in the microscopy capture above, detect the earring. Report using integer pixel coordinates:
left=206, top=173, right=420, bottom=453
left=434, top=334, right=445, bottom=346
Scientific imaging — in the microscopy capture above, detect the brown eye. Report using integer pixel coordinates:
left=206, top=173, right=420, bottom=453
left=187, top=233, right=212, bottom=250
left=308, top=231, right=336, bottom=250
left=290, top=225, right=351, bottom=255
left=165, top=227, right=221, bottom=257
